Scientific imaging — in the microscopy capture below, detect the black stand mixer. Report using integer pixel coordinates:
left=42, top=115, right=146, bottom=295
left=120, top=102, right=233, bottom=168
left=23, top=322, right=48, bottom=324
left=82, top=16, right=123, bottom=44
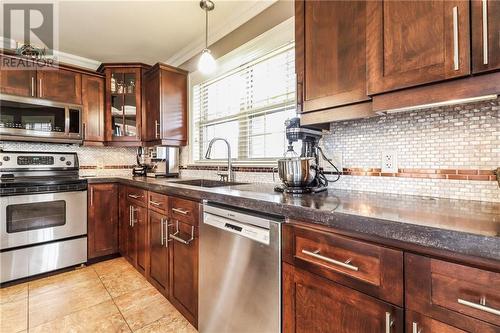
left=275, top=118, right=340, bottom=194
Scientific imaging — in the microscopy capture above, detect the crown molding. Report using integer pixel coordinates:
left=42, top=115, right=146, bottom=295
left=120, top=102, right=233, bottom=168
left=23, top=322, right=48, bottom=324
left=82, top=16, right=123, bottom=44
left=1, top=37, right=100, bottom=70
left=165, top=0, right=276, bottom=67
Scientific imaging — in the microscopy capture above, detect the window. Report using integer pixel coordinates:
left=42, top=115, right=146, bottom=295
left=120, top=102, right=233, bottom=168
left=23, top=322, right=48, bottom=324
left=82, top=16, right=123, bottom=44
left=191, top=42, right=296, bottom=163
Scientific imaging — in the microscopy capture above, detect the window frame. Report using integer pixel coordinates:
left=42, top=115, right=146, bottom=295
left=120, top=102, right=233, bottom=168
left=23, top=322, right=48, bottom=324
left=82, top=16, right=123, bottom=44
left=187, top=18, right=295, bottom=167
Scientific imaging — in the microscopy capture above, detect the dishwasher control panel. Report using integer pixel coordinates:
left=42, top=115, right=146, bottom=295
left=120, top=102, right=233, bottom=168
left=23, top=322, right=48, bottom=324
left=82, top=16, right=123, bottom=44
left=203, top=212, right=271, bottom=245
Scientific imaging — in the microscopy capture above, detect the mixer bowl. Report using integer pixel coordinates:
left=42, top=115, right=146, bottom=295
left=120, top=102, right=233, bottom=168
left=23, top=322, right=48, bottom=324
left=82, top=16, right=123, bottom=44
left=277, top=157, right=316, bottom=187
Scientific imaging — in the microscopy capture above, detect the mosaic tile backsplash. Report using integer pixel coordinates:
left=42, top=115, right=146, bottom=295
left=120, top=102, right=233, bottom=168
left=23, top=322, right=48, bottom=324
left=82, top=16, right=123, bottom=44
left=2, top=97, right=498, bottom=202
left=0, top=142, right=137, bottom=177
left=181, top=97, right=500, bottom=203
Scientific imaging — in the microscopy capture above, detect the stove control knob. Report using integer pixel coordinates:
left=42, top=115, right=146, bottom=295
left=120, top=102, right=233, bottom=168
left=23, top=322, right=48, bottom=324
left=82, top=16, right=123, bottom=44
left=60, top=157, right=66, bottom=162
left=66, top=161, right=72, bottom=166
left=3, top=156, right=10, bottom=162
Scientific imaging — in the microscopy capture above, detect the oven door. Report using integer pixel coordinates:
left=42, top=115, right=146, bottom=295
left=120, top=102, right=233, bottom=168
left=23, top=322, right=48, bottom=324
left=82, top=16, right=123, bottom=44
left=0, top=190, right=87, bottom=250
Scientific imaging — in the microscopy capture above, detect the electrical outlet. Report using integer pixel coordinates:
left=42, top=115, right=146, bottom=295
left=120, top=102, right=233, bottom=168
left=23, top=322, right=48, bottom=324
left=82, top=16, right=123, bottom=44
left=381, top=151, right=398, bottom=173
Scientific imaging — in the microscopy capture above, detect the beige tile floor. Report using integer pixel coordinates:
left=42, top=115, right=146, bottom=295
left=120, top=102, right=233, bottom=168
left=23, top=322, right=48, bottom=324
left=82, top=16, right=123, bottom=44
left=0, top=257, right=197, bottom=333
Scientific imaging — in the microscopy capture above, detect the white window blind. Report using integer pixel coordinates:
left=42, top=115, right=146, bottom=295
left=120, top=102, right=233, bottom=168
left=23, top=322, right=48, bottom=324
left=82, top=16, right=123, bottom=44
left=191, top=42, right=296, bottom=163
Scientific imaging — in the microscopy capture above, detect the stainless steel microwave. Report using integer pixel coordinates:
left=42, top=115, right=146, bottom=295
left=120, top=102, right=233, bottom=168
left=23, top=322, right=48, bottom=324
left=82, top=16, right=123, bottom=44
left=0, top=94, right=83, bottom=144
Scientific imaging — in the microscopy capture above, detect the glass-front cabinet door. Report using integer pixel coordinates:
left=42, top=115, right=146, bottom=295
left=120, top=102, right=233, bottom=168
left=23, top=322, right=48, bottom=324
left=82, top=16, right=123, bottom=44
left=102, top=66, right=144, bottom=143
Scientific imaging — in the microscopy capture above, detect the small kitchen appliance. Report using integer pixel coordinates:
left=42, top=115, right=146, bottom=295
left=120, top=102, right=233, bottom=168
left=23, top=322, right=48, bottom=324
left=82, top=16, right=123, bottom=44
left=0, top=150, right=88, bottom=283
left=275, top=117, right=340, bottom=194
left=134, top=146, right=179, bottom=178
left=0, top=94, right=83, bottom=144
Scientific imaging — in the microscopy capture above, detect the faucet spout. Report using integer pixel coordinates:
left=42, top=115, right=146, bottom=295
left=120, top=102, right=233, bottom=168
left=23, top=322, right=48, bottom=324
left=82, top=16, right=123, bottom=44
left=204, top=138, right=233, bottom=182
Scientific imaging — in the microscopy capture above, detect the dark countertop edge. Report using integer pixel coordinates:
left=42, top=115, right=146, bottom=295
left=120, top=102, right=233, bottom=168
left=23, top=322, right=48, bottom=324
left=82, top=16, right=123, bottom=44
left=87, top=177, right=500, bottom=270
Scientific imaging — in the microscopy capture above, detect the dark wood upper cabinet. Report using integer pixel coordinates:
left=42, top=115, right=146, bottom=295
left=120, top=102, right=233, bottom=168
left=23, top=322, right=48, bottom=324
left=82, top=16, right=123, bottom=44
left=0, top=57, right=36, bottom=97
left=296, top=0, right=370, bottom=113
left=283, top=263, right=404, bottom=333
left=37, top=69, right=82, bottom=104
left=367, top=0, right=471, bottom=95
left=87, top=183, right=119, bottom=259
left=82, top=75, right=105, bottom=144
left=149, top=209, right=169, bottom=294
left=99, top=64, right=150, bottom=145
left=472, top=0, right=500, bottom=73
left=143, top=63, right=188, bottom=146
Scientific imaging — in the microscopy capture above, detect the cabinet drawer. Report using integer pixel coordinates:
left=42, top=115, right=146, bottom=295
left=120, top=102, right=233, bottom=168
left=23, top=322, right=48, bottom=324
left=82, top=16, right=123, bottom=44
left=282, top=224, right=403, bottom=306
left=406, top=253, right=500, bottom=332
left=406, top=310, right=467, bottom=333
left=124, top=186, right=147, bottom=207
left=148, top=191, right=168, bottom=214
left=169, top=197, right=199, bottom=226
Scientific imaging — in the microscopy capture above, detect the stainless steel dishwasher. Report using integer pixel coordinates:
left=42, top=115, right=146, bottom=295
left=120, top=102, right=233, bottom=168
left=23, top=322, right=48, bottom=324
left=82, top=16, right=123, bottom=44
left=199, top=203, right=282, bottom=333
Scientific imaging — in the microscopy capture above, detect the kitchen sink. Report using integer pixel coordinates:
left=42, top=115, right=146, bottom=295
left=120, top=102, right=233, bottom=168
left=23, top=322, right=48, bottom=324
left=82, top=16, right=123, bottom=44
left=169, top=179, right=248, bottom=188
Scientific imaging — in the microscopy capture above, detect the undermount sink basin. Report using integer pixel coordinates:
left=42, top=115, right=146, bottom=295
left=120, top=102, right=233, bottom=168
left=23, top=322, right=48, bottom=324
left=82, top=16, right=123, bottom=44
left=170, top=179, right=248, bottom=188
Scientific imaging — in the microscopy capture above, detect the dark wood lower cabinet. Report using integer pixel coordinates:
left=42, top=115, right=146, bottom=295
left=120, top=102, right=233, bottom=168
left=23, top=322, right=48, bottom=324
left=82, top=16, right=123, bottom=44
left=134, top=204, right=148, bottom=275
left=407, top=310, right=468, bottom=333
left=120, top=196, right=139, bottom=266
left=169, top=220, right=198, bottom=327
left=148, top=210, right=169, bottom=294
left=87, top=183, right=119, bottom=259
left=283, top=263, right=403, bottom=333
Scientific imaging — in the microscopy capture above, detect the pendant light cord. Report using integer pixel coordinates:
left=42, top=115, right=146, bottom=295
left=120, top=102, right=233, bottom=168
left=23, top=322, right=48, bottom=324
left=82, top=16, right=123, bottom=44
left=205, top=4, right=208, bottom=49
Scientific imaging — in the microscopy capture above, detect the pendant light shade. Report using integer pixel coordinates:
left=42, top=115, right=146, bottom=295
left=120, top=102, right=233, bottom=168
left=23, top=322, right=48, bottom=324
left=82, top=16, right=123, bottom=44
left=198, top=48, right=216, bottom=74
left=198, top=0, right=216, bottom=74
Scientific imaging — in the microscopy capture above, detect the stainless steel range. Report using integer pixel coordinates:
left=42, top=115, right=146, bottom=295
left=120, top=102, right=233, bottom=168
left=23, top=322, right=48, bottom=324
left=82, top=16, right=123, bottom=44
left=0, top=151, right=87, bottom=283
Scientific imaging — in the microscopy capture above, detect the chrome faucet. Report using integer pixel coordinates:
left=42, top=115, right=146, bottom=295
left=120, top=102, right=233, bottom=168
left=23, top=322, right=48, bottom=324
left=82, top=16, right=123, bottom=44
left=205, top=138, right=234, bottom=182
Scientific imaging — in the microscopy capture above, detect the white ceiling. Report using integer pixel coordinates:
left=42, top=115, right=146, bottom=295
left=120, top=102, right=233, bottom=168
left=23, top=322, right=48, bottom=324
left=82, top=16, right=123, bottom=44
left=2, top=0, right=275, bottom=69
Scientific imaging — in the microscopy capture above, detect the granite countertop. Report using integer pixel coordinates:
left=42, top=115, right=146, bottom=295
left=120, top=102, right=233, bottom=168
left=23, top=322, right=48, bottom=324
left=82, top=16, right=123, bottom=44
left=86, top=176, right=500, bottom=263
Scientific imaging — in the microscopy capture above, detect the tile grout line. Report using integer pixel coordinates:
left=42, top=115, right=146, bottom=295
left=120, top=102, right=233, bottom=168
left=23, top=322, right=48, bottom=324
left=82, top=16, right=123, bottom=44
left=91, top=264, right=135, bottom=333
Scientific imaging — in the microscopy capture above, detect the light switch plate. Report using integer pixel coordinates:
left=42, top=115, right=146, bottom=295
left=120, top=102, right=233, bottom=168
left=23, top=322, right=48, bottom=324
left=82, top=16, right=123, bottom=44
left=381, top=151, right=398, bottom=173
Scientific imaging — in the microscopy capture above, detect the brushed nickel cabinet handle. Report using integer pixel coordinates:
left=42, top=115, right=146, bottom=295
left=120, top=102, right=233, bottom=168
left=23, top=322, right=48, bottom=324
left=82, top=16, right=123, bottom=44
left=128, top=194, right=141, bottom=199
left=412, top=322, right=422, bottom=333
left=385, top=312, right=394, bottom=333
left=155, top=120, right=160, bottom=139
left=160, top=218, right=164, bottom=246
left=169, top=220, right=194, bottom=245
left=90, top=187, right=94, bottom=206
left=301, top=249, right=359, bottom=271
left=129, top=206, right=136, bottom=227
left=172, top=207, right=189, bottom=215
left=39, top=78, right=43, bottom=96
left=149, top=200, right=161, bottom=206
left=482, top=0, right=489, bottom=65
left=128, top=206, right=132, bottom=226
left=458, top=297, right=500, bottom=316
left=452, top=6, right=459, bottom=70
left=31, top=77, right=35, bottom=96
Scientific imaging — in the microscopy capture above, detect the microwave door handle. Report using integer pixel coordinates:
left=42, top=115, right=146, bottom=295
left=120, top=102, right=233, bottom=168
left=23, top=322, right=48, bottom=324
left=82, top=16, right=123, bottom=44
left=65, top=107, right=70, bottom=135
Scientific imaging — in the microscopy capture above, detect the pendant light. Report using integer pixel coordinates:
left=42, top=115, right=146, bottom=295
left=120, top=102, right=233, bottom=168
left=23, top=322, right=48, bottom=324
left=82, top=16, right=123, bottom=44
left=198, top=0, right=216, bottom=74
